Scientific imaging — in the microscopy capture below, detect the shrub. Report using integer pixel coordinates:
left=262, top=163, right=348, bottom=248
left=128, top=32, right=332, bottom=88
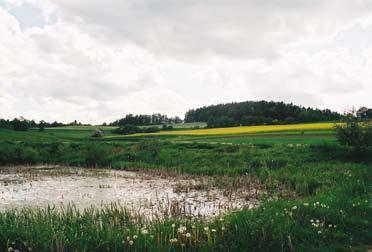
left=113, top=124, right=140, bottom=135
left=113, top=124, right=160, bottom=135
left=335, top=114, right=372, bottom=148
left=142, top=126, right=160, bottom=133
left=84, top=144, right=111, bottom=167
left=91, top=129, right=104, bottom=138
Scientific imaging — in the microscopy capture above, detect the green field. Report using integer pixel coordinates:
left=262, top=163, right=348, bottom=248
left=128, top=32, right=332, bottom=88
left=0, top=124, right=371, bottom=252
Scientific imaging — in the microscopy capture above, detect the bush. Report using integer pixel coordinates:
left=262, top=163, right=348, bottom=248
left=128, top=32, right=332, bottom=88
left=84, top=144, right=111, bottom=167
left=142, top=126, right=160, bottom=133
left=335, top=115, right=372, bottom=148
left=91, top=129, right=104, bottom=138
left=113, top=124, right=160, bottom=135
left=162, top=124, right=173, bottom=130
left=113, top=124, right=140, bottom=135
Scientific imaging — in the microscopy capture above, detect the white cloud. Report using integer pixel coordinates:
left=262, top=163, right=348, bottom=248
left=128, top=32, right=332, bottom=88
left=0, top=0, right=371, bottom=124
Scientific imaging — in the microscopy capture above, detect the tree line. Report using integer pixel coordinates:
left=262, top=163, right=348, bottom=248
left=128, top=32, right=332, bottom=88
left=184, top=101, right=344, bottom=128
left=109, top=114, right=182, bottom=126
left=0, top=117, right=88, bottom=131
left=2, top=102, right=371, bottom=132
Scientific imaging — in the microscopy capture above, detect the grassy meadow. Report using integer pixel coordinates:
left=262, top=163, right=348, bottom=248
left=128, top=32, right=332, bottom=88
left=0, top=123, right=371, bottom=251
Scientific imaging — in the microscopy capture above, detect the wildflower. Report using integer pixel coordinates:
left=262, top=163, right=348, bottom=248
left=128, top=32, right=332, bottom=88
left=169, top=238, right=178, bottom=243
left=141, top=229, right=149, bottom=235
left=303, top=203, right=309, bottom=207
left=316, top=220, right=320, bottom=223
left=8, top=248, right=14, bottom=252
left=310, top=219, right=314, bottom=223
left=219, top=217, right=224, bottom=221
left=204, top=226, right=209, bottom=232
left=178, top=226, right=186, bottom=234
left=28, top=248, right=32, bottom=252
left=186, top=233, right=191, bottom=238
left=14, top=250, right=20, bottom=252
left=318, top=231, right=322, bottom=234
left=221, top=226, right=226, bottom=231
left=171, top=223, right=176, bottom=228
left=129, top=240, right=134, bottom=246
left=291, top=206, right=297, bottom=210
left=211, top=229, right=217, bottom=233
left=127, top=236, right=130, bottom=241
left=133, top=235, right=138, bottom=240
left=328, top=224, right=332, bottom=228
left=191, top=225, right=196, bottom=229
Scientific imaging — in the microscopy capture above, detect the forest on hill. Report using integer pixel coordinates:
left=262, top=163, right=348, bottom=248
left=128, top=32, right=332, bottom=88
left=185, top=100, right=346, bottom=128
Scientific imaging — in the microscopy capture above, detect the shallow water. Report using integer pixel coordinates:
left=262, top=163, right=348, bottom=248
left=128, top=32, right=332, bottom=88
left=0, top=166, right=260, bottom=218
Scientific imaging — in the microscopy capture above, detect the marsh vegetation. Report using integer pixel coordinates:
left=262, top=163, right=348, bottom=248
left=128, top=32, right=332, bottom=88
left=0, top=121, right=371, bottom=251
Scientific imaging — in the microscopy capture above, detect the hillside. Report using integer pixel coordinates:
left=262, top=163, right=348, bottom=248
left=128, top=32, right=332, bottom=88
left=185, top=100, right=342, bottom=128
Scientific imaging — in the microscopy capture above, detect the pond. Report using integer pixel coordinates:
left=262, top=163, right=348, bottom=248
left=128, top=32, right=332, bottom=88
left=0, top=166, right=261, bottom=218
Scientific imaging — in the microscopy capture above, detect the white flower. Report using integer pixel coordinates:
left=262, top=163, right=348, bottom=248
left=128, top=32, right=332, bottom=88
left=178, top=226, right=187, bottom=234
left=171, top=224, right=176, bottom=228
left=328, top=224, right=332, bottom=228
left=133, top=235, right=138, bottom=240
left=303, top=203, right=309, bottom=207
left=211, top=229, right=217, bottom=233
left=221, top=226, right=226, bottom=231
left=204, top=226, right=209, bottom=231
left=169, top=238, right=178, bottom=243
left=129, top=240, right=134, bottom=246
left=141, top=229, right=149, bottom=235
left=186, top=233, right=191, bottom=238
left=318, top=231, right=322, bottom=234
left=291, top=206, right=297, bottom=210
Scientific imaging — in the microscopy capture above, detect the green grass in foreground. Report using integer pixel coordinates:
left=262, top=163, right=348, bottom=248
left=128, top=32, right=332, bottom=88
left=0, top=128, right=371, bottom=251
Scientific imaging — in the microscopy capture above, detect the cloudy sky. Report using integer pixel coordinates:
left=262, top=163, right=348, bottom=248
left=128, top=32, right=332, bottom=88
left=0, top=0, right=372, bottom=124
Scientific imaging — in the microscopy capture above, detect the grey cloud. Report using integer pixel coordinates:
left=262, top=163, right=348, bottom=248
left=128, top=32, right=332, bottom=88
left=50, top=0, right=372, bottom=60
left=0, top=1, right=372, bottom=124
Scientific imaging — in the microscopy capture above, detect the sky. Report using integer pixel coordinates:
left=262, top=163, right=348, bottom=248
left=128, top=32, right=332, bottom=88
left=0, top=0, right=372, bottom=124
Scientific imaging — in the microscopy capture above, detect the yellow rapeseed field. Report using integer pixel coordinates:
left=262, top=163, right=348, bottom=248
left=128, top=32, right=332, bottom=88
left=134, top=122, right=337, bottom=136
